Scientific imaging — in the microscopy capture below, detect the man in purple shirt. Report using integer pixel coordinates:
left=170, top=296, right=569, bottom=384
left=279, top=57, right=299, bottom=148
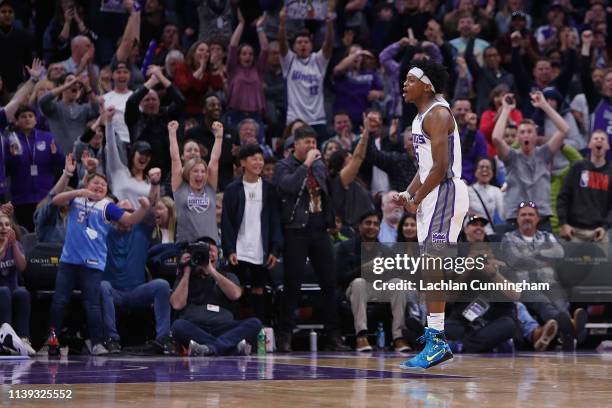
left=451, top=98, right=488, bottom=184
left=4, top=106, right=64, bottom=231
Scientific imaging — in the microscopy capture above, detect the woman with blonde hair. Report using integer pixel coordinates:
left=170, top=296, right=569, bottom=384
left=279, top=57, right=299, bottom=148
left=169, top=120, right=223, bottom=243
left=28, top=79, right=54, bottom=131
left=153, top=196, right=177, bottom=244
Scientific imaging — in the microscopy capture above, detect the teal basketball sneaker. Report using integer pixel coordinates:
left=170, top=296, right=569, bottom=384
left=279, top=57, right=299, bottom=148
left=399, top=327, right=453, bottom=369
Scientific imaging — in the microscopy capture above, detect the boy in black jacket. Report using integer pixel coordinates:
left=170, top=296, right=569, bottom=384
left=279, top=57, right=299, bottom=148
left=221, top=145, right=283, bottom=325
left=558, top=130, right=612, bottom=243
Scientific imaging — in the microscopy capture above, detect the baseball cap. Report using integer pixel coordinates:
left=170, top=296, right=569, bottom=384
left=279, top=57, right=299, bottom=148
left=465, top=215, right=489, bottom=226
left=511, top=11, right=527, bottom=20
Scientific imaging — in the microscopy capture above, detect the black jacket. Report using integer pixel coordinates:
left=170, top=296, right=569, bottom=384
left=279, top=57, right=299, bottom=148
left=125, top=84, right=185, bottom=175
left=364, top=136, right=417, bottom=192
left=221, top=177, right=283, bottom=261
left=272, top=154, right=335, bottom=229
left=557, top=160, right=612, bottom=230
left=335, top=237, right=388, bottom=289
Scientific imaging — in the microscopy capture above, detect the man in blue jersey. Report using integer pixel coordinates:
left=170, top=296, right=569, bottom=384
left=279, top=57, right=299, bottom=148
left=42, top=173, right=151, bottom=355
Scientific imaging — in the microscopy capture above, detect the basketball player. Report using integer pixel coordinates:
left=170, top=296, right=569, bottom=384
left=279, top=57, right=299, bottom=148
left=393, top=59, right=469, bottom=369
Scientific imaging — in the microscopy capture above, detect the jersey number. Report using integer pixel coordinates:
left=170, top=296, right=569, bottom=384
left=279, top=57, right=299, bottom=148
left=77, top=210, right=86, bottom=224
left=309, top=85, right=318, bottom=96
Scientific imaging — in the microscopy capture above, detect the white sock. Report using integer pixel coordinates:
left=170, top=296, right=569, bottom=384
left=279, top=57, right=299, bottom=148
left=427, top=313, right=445, bottom=332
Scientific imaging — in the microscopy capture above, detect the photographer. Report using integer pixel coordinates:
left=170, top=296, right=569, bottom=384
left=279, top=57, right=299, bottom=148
left=446, top=216, right=519, bottom=353
left=170, top=238, right=262, bottom=356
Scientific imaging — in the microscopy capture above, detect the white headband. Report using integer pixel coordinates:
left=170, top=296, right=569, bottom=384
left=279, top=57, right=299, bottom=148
left=408, top=67, right=436, bottom=93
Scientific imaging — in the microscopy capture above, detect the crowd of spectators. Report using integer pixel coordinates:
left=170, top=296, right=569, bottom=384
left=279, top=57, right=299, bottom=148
left=0, top=0, right=611, bottom=356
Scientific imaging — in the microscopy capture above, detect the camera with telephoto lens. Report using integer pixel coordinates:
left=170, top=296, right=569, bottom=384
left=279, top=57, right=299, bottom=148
left=187, top=242, right=210, bottom=267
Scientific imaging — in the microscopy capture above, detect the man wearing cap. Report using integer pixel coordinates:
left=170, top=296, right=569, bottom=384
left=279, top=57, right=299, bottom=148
left=272, top=125, right=349, bottom=352
left=501, top=200, right=586, bottom=351
left=103, top=61, right=133, bottom=143
left=496, top=10, right=538, bottom=68
left=0, top=0, right=34, bottom=92
left=462, top=215, right=493, bottom=242
left=4, top=106, right=64, bottom=231
left=444, top=215, right=519, bottom=353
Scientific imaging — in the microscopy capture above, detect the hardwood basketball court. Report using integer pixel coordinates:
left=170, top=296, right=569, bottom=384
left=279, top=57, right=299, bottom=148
left=2, top=352, right=612, bottom=407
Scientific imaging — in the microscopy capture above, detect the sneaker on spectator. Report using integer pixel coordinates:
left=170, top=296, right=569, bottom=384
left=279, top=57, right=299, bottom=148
left=154, top=336, right=177, bottom=355
left=0, top=323, right=29, bottom=356
left=493, top=338, right=514, bottom=353
left=188, top=340, right=214, bottom=357
left=393, top=338, right=411, bottom=352
left=235, top=339, right=252, bottom=356
left=105, top=338, right=122, bottom=354
left=326, top=330, right=351, bottom=352
left=276, top=331, right=292, bottom=353
left=355, top=336, right=372, bottom=352
left=21, top=338, right=36, bottom=356
left=91, top=343, right=109, bottom=355
left=532, top=319, right=558, bottom=351
left=572, top=308, right=588, bottom=343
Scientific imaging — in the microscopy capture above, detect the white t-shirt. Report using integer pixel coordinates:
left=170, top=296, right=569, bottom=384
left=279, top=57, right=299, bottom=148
left=103, top=90, right=133, bottom=143
left=281, top=49, right=329, bottom=125
left=236, top=178, right=264, bottom=265
left=468, top=183, right=505, bottom=234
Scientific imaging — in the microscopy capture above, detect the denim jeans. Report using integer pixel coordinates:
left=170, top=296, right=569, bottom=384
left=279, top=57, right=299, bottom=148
left=100, top=279, right=171, bottom=342
left=0, top=286, right=31, bottom=337
left=171, top=317, right=262, bottom=355
left=516, top=302, right=539, bottom=341
left=49, top=262, right=104, bottom=344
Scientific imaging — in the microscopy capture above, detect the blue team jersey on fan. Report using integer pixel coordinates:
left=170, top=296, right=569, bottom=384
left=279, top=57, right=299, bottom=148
left=60, top=196, right=125, bottom=271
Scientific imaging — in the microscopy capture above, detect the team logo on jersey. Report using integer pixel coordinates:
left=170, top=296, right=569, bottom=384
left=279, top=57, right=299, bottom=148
left=187, top=192, right=210, bottom=214
left=36, top=141, right=47, bottom=151
left=431, top=232, right=447, bottom=243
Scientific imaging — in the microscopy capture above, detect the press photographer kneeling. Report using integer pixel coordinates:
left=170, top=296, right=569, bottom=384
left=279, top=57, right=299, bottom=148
left=170, top=238, right=263, bottom=356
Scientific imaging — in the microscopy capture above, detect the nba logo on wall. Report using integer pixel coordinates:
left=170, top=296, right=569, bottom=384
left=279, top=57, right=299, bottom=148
left=432, top=232, right=447, bottom=243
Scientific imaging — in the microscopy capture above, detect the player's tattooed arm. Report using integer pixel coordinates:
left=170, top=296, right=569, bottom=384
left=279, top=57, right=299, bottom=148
left=413, top=107, right=453, bottom=205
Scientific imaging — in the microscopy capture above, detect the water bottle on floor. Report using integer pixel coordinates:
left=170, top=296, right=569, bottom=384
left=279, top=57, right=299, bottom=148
left=257, top=329, right=267, bottom=355
left=310, top=330, right=318, bottom=352
left=377, top=323, right=385, bottom=351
